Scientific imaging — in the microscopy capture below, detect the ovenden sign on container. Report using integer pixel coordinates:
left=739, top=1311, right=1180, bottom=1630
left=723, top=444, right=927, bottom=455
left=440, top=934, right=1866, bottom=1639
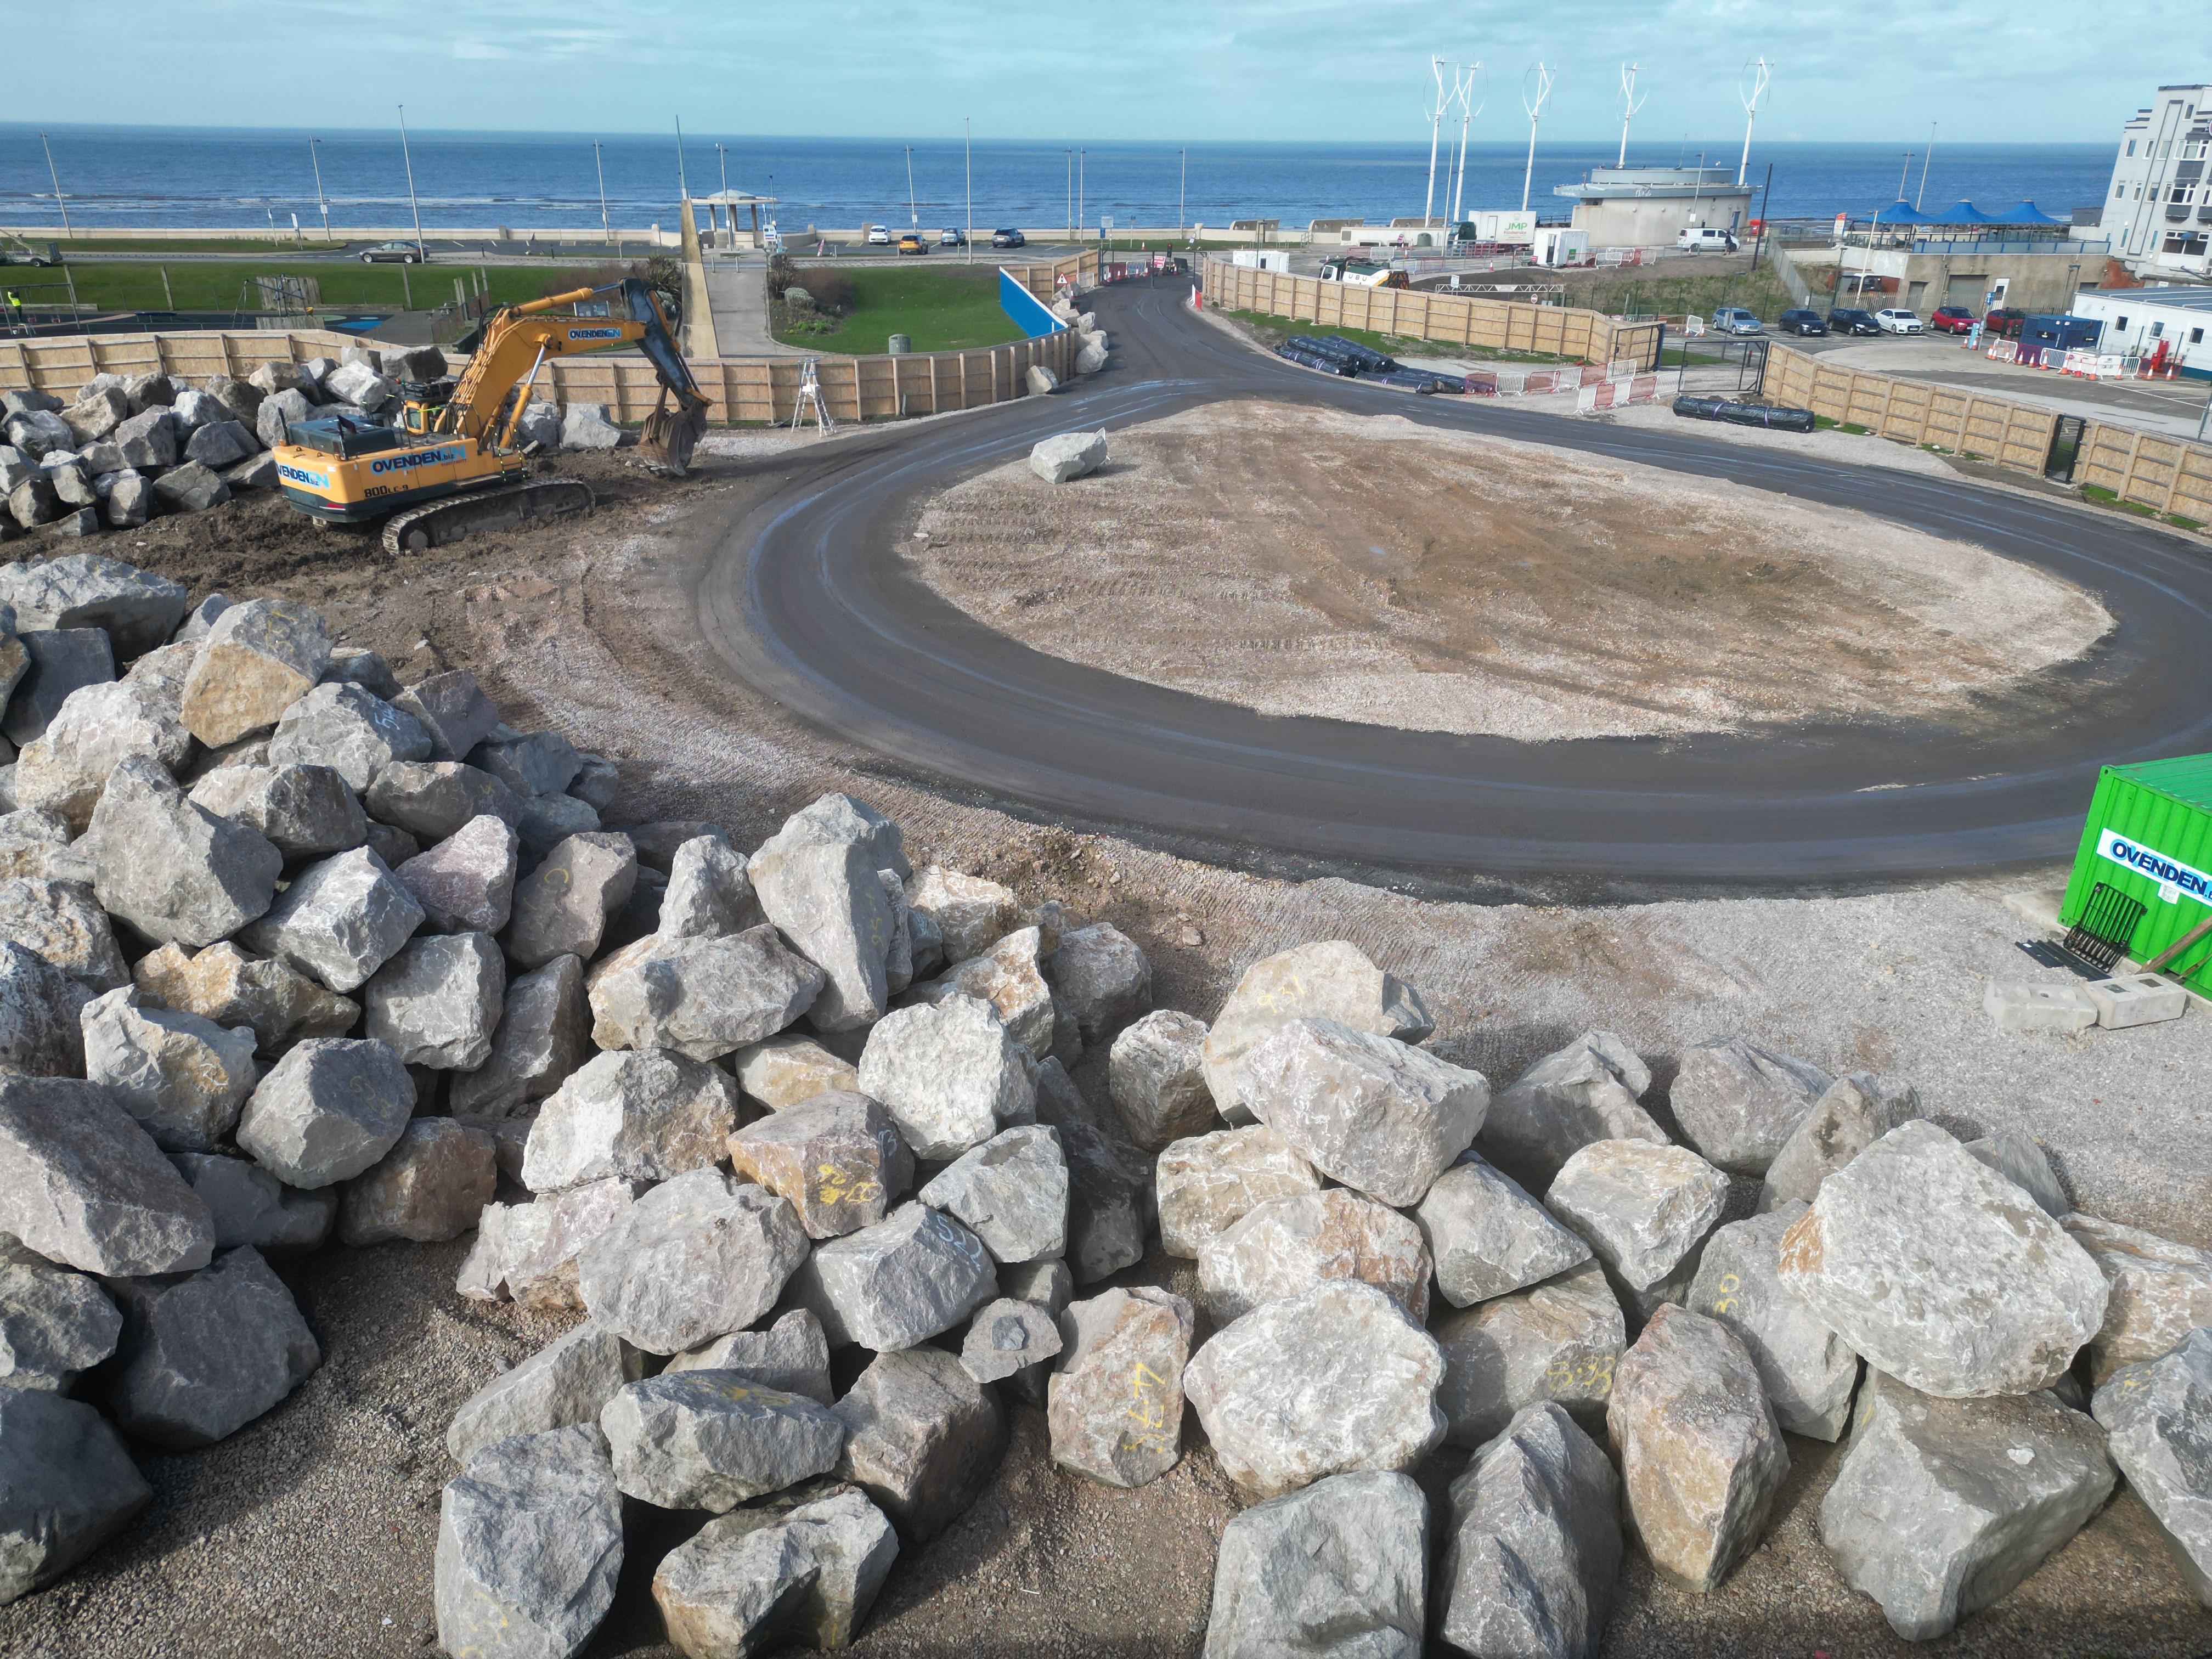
left=2062, top=754, right=2212, bottom=989
left=2096, top=827, right=2212, bottom=904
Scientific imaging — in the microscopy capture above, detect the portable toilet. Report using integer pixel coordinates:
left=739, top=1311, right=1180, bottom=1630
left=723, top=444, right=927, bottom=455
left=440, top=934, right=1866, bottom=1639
left=2058, top=755, right=2212, bottom=985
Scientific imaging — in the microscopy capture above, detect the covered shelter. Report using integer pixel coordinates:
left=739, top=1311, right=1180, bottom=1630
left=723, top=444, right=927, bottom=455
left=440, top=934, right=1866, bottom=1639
left=692, top=189, right=778, bottom=250
left=1991, top=202, right=2067, bottom=226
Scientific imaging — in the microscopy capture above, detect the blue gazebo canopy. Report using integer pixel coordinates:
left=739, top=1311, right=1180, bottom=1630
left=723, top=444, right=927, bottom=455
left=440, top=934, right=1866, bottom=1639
left=1989, top=201, right=2066, bottom=225
left=1866, top=200, right=1931, bottom=224
left=1926, top=200, right=1996, bottom=224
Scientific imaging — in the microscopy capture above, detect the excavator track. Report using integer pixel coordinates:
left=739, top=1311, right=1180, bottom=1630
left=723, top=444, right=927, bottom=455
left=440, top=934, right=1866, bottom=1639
left=380, top=476, right=595, bottom=555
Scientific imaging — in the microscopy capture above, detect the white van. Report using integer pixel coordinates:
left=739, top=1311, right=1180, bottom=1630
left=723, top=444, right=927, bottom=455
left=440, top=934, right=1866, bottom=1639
left=1677, top=227, right=1739, bottom=252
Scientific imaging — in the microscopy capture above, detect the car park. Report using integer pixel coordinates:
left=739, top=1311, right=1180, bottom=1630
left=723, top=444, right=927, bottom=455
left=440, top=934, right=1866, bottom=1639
left=865, top=225, right=890, bottom=245
left=1874, top=308, right=1925, bottom=335
left=1929, top=305, right=1978, bottom=335
left=359, top=241, right=425, bottom=264
left=991, top=228, right=1026, bottom=249
left=1776, top=308, right=1829, bottom=336
left=1827, top=308, right=1882, bottom=335
left=897, top=233, right=928, bottom=256
left=940, top=228, right=967, bottom=247
left=1711, top=307, right=1764, bottom=336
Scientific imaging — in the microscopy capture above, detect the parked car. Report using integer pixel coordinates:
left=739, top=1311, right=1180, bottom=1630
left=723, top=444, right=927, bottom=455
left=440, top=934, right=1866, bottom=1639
left=865, top=225, right=890, bottom=246
left=1, top=247, right=53, bottom=267
left=1827, top=308, right=1882, bottom=335
left=359, top=241, right=425, bottom=264
left=1711, top=307, right=1764, bottom=336
left=1776, top=308, right=1829, bottom=336
left=991, top=228, right=1026, bottom=249
left=896, top=233, right=928, bottom=256
left=1874, top=308, right=1925, bottom=335
left=1982, top=307, right=2030, bottom=338
left=940, top=227, right=967, bottom=247
left=1929, top=305, right=1978, bottom=335
left=1678, top=227, right=1740, bottom=252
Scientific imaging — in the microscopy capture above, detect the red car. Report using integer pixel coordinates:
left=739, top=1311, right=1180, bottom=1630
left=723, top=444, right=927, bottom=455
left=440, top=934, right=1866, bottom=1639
left=1929, top=305, right=1977, bottom=335
left=1982, top=308, right=2030, bottom=338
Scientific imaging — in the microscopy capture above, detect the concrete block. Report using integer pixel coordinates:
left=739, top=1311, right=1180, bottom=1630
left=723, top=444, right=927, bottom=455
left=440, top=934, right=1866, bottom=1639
left=1984, top=980, right=2098, bottom=1035
left=2084, top=973, right=2188, bottom=1031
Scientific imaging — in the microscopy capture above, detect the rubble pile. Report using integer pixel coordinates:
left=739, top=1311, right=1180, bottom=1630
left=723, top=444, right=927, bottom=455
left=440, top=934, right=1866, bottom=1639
left=2, top=558, right=2210, bottom=1657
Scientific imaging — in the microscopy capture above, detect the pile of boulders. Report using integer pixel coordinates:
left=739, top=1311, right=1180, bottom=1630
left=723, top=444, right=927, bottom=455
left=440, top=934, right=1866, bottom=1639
left=1046, top=297, right=1109, bottom=376
left=4, top=557, right=2212, bottom=1656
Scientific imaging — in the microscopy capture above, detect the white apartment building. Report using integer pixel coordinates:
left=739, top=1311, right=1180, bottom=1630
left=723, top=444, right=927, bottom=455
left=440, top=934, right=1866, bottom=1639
left=2099, top=83, right=2211, bottom=278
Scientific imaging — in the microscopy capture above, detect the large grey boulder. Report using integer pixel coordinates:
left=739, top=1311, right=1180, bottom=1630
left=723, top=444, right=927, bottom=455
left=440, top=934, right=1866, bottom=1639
left=505, top=831, right=636, bottom=969
left=1029, top=429, right=1108, bottom=483
left=434, top=1424, right=622, bottom=1659
left=1031, top=1057, right=1156, bottom=1284
left=0, top=874, right=128, bottom=989
left=111, top=409, right=177, bottom=470
left=747, top=806, right=898, bottom=1032
left=1671, top=1036, right=1834, bottom=1177
left=362, top=929, right=504, bottom=1070
left=1476, top=1030, right=1667, bottom=1190
left=184, top=419, right=256, bottom=469
left=1608, top=1304, right=1788, bottom=1594
left=665, top=1309, right=835, bottom=1404
left=909, top=925, right=1055, bottom=1060
left=104, top=471, right=154, bottom=528
left=236, top=844, right=422, bottom=993
left=80, top=986, right=259, bottom=1152
left=6, top=475, right=58, bottom=530
left=148, top=460, right=232, bottom=516
left=394, top=814, right=517, bottom=934
left=658, top=832, right=763, bottom=939
left=1777, top=1120, right=2109, bottom=1398
left=1756, top=1071, right=1920, bottom=1211
left=0, top=1075, right=214, bottom=1276
left=234, top=1037, right=415, bottom=1188
left=391, top=669, right=499, bottom=763
left=131, top=939, right=357, bottom=1057
left=1184, top=1280, right=1446, bottom=1501
left=448, top=952, right=586, bottom=1118
left=166, top=1153, right=335, bottom=1252
left=456, top=1178, right=642, bottom=1311
left=446, top=1323, right=645, bottom=1466
left=253, top=387, right=313, bottom=450
left=1156, top=1124, right=1320, bottom=1259
left=1238, top=1016, right=1485, bottom=1207
left=903, top=862, right=1020, bottom=962
left=917, top=1123, right=1069, bottom=1265
left=103, top=1245, right=319, bottom=1447
left=1545, top=1139, right=1730, bottom=1321
left=521, top=1047, right=738, bottom=1192
left=58, top=388, right=129, bottom=447
left=2066, top=1211, right=2212, bottom=1383
left=267, top=681, right=432, bottom=793
left=787, top=1201, right=998, bottom=1351
left=1108, top=1008, right=1216, bottom=1151
left=365, top=761, right=524, bottom=845
left=1199, top=1187, right=1431, bottom=1324
left=186, top=763, right=366, bottom=859
left=1204, top=1469, right=1427, bottom=1659
left=0, top=552, right=188, bottom=657
left=1048, top=1285, right=1193, bottom=1488
left=652, top=1483, right=899, bottom=1657
left=961, top=1296, right=1063, bottom=1389
left=469, top=727, right=582, bottom=798
left=3, top=628, right=115, bottom=748
left=788, top=792, right=907, bottom=878
left=1965, top=1127, right=2071, bottom=1218
left=4, top=408, right=74, bottom=459
left=1201, top=940, right=1432, bottom=1124
left=586, top=923, right=822, bottom=1060
left=322, top=361, right=393, bottom=414
left=88, top=757, right=282, bottom=950
left=855, top=992, right=1035, bottom=1160
left=514, top=792, right=600, bottom=859
left=0, top=1389, right=151, bottom=1606
left=1821, top=1370, right=2114, bottom=1640
left=833, top=1345, right=1005, bottom=1540
left=1438, top=1402, right=1622, bottom=1659
left=1043, top=922, right=1150, bottom=1046
left=728, top=1088, right=913, bottom=1240
left=180, top=599, right=331, bottom=748
left=337, top=1116, right=497, bottom=1245
left=738, top=1036, right=860, bottom=1111
left=1433, top=1260, right=1627, bottom=1450
left=1417, top=1149, right=1593, bottom=1308
left=2095, top=1327, right=2212, bottom=1603
left=560, top=404, right=623, bottom=450
left=577, top=1168, right=809, bottom=1355
left=601, top=1370, right=845, bottom=1511
left=1688, top=1203, right=1859, bottom=1440
left=0, top=1243, right=121, bottom=1391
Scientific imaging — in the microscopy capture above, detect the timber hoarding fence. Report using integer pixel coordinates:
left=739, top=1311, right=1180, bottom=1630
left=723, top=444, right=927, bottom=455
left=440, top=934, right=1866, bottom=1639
left=1204, top=256, right=1664, bottom=368
left=1759, top=342, right=2212, bottom=523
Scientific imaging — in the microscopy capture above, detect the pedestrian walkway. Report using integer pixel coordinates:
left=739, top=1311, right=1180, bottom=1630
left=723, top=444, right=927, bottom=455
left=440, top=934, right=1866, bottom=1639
left=702, top=257, right=804, bottom=358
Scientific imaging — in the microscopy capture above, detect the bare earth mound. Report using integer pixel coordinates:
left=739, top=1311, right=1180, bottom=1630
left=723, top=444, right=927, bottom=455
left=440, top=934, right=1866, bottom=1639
left=910, top=402, right=2112, bottom=741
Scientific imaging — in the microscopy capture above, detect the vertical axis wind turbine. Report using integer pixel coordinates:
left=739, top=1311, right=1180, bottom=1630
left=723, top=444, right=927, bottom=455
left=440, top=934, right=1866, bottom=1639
left=1449, top=63, right=1485, bottom=227
left=1423, top=56, right=1450, bottom=227
left=1737, top=57, right=1771, bottom=187
left=1520, top=62, right=1555, bottom=212
left=1618, top=63, right=1649, bottom=167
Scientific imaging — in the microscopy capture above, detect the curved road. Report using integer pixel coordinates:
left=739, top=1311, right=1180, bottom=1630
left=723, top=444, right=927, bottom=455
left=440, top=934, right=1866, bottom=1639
left=699, top=278, right=2212, bottom=894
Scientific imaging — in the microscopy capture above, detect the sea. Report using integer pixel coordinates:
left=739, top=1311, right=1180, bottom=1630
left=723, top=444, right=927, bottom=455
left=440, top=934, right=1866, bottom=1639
left=0, top=126, right=2113, bottom=237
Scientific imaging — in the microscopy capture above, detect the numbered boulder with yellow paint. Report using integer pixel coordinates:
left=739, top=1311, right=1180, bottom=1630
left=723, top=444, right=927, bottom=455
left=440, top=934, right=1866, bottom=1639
left=1689, top=1202, right=1860, bottom=1440
left=727, top=1090, right=913, bottom=1240
left=1048, top=1285, right=1194, bottom=1488
left=1432, top=1260, right=1626, bottom=1449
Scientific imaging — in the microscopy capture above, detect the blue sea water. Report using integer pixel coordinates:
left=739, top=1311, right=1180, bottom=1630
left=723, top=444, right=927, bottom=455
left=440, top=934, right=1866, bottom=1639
left=0, top=125, right=2112, bottom=236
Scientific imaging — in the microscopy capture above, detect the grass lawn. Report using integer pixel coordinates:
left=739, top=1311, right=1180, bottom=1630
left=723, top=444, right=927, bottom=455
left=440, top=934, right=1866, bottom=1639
left=17, top=238, right=352, bottom=255
left=1566, top=268, right=1796, bottom=324
left=9, top=261, right=573, bottom=314
left=772, top=265, right=1023, bottom=355
left=1224, top=308, right=1578, bottom=366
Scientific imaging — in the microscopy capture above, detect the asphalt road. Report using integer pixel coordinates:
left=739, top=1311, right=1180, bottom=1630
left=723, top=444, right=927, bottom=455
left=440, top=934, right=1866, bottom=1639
left=697, top=276, right=2212, bottom=896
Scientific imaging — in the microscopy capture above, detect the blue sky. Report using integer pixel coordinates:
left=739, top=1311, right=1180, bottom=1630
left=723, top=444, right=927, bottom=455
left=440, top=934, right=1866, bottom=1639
left=7, top=0, right=2180, bottom=144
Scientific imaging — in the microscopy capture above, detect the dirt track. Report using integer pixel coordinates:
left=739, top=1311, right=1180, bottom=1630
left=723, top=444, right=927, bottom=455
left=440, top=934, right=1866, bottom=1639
left=7, top=416, right=2212, bottom=1659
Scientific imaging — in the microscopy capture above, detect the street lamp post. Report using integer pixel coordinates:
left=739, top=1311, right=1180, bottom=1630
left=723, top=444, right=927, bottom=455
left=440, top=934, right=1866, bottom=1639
left=594, top=140, right=615, bottom=252
left=396, top=105, right=427, bottom=256
left=308, top=136, right=330, bottom=242
left=964, top=118, right=973, bottom=263
left=1079, top=148, right=1086, bottom=244
left=1180, top=147, right=1187, bottom=244
left=1065, top=150, right=1073, bottom=240
left=906, top=146, right=918, bottom=229
left=38, top=131, right=72, bottom=240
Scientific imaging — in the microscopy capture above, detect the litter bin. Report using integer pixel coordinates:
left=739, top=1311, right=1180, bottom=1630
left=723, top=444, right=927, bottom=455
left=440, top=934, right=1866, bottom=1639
left=887, top=333, right=911, bottom=356
left=2059, top=754, right=2212, bottom=984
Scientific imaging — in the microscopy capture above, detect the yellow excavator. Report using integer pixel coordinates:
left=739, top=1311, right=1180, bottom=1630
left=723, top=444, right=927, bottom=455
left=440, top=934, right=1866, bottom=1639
left=272, top=276, right=709, bottom=553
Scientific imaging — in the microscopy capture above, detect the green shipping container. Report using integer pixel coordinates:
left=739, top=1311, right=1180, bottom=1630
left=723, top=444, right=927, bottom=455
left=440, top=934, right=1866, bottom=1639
left=2060, top=754, right=2212, bottom=988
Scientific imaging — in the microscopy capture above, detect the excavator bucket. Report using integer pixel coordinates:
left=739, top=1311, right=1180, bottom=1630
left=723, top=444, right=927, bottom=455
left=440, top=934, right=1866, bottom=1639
left=641, top=405, right=707, bottom=478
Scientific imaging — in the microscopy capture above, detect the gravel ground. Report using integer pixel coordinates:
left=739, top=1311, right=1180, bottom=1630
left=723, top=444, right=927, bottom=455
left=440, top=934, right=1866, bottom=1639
left=5, top=411, right=2210, bottom=1659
